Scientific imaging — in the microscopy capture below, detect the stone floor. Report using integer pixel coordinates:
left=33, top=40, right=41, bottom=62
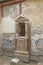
left=0, top=55, right=43, bottom=65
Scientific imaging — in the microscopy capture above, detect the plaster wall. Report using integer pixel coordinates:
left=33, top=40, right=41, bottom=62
left=22, top=0, right=43, bottom=54
left=0, top=3, right=20, bottom=33
left=22, top=0, right=43, bottom=35
left=1, top=16, right=16, bottom=33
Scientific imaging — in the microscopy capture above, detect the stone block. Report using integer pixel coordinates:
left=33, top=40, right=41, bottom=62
left=14, top=51, right=30, bottom=62
left=31, top=55, right=40, bottom=61
left=37, top=62, right=43, bottom=65
left=11, top=58, right=20, bottom=65
left=31, top=51, right=40, bottom=56
left=39, top=56, right=43, bottom=62
left=2, top=51, right=14, bottom=57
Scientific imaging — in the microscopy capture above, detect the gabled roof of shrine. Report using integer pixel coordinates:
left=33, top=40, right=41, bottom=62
left=15, top=15, right=29, bottom=22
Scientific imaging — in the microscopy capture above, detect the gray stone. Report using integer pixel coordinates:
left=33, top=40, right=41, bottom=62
left=39, top=56, right=43, bottom=62
left=14, top=52, right=30, bottom=62
left=2, top=34, right=16, bottom=52
left=31, top=55, right=40, bottom=61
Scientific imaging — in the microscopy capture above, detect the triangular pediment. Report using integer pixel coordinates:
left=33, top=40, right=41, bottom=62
left=15, top=15, right=29, bottom=22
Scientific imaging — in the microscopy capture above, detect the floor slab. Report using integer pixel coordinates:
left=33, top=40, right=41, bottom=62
left=0, top=55, right=38, bottom=65
left=37, top=62, right=43, bottom=65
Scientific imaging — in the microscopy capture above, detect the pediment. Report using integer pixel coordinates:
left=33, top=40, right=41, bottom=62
left=15, top=15, right=29, bottom=22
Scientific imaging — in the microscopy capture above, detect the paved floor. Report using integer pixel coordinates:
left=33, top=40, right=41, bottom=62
left=0, top=55, right=42, bottom=65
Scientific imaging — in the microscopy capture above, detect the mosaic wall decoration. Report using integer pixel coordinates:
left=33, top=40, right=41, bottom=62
left=3, top=3, right=20, bottom=19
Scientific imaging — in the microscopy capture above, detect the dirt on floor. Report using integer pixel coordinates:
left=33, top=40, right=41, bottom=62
left=0, top=55, right=41, bottom=65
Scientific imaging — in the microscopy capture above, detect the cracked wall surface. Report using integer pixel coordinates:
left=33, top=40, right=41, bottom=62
left=22, top=0, right=43, bottom=35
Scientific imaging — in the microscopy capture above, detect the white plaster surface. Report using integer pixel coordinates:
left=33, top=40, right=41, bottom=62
left=11, top=58, right=20, bottom=63
left=1, top=16, right=16, bottom=33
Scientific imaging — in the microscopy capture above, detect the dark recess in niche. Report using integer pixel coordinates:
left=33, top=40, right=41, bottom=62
left=18, top=22, right=25, bottom=36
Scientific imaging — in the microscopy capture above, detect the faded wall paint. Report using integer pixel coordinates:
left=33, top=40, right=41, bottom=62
left=0, top=3, right=20, bottom=33
left=3, top=3, right=20, bottom=19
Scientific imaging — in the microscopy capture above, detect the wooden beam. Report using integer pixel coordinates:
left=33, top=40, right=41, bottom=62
left=19, top=0, right=23, bottom=14
left=0, top=0, right=21, bottom=6
left=0, top=0, right=4, bottom=1
left=0, top=0, right=24, bottom=18
left=0, top=6, right=3, bottom=23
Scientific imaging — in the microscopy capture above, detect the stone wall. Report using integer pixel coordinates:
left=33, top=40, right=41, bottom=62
left=22, top=1, right=43, bottom=61
left=22, top=0, right=43, bottom=35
